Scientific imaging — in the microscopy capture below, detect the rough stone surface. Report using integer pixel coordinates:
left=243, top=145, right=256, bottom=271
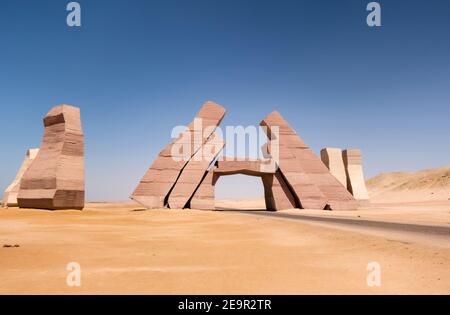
left=320, top=148, right=348, bottom=189
left=343, top=149, right=370, bottom=206
left=131, top=104, right=359, bottom=212
left=262, top=171, right=296, bottom=211
left=2, top=148, right=39, bottom=207
left=17, top=105, right=84, bottom=210
left=261, top=111, right=358, bottom=210
left=189, top=168, right=217, bottom=210
left=167, top=132, right=225, bottom=209
left=215, top=159, right=275, bottom=176
left=131, top=101, right=226, bottom=209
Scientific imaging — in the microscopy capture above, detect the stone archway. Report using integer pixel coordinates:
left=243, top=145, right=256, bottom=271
left=131, top=101, right=358, bottom=211
left=210, top=160, right=297, bottom=211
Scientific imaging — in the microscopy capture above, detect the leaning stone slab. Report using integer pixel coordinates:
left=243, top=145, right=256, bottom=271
left=320, top=148, right=348, bottom=189
left=189, top=167, right=217, bottom=210
left=2, top=148, right=39, bottom=207
left=131, top=101, right=226, bottom=209
left=17, top=105, right=84, bottom=210
left=167, top=132, right=225, bottom=209
left=262, top=171, right=296, bottom=211
left=343, top=149, right=370, bottom=206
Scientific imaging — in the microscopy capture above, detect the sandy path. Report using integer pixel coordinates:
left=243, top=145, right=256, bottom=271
left=0, top=203, right=449, bottom=294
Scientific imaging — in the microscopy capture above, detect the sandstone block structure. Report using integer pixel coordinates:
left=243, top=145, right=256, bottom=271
left=320, top=148, right=347, bottom=188
left=321, top=147, right=371, bottom=206
left=343, top=149, right=370, bottom=206
left=189, top=167, right=217, bottom=210
left=132, top=103, right=358, bottom=211
left=168, top=132, right=225, bottom=209
left=131, top=102, right=226, bottom=209
left=17, top=105, right=85, bottom=210
left=214, top=159, right=274, bottom=177
left=2, top=148, right=39, bottom=207
left=200, top=159, right=296, bottom=211
left=262, top=171, right=297, bottom=211
left=261, top=112, right=358, bottom=210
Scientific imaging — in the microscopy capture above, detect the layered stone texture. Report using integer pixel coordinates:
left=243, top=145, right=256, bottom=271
left=168, top=132, right=225, bottom=209
left=17, top=105, right=84, bottom=210
left=260, top=111, right=358, bottom=210
left=261, top=112, right=326, bottom=209
left=343, top=149, right=370, bottom=206
left=214, top=159, right=275, bottom=177
left=189, top=167, right=217, bottom=210
left=321, top=147, right=371, bottom=206
left=262, top=171, right=296, bottom=211
left=2, top=148, right=39, bottom=207
left=131, top=102, right=226, bottom=209
left=320, top=148, right=347, bottom=188
left=132, top=104, right=358, bottom=212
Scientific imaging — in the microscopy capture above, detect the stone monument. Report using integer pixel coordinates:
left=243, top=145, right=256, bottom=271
left=17, top=105, right=85, bottom=210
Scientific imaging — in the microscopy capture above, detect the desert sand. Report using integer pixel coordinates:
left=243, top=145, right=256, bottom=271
left=1, top=199, right=449, bottom=294
left=367, top=166, right=450, bottom=203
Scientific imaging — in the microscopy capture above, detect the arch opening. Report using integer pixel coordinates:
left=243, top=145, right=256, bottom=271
left=214, top=174, right=266, bottom=211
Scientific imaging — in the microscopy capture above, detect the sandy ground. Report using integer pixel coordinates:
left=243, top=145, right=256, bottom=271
left=1, top=201, right=449, bottom=294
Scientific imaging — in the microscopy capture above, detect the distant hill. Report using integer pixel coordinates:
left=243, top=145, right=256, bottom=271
left=367, top=166, right=450, bottom=202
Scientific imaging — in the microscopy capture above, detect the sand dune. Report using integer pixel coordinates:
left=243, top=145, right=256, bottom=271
left=367, top=166, right=450, bottom=203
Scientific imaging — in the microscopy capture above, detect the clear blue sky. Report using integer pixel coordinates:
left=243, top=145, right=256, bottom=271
left=1, top=0, right=449, bottom=201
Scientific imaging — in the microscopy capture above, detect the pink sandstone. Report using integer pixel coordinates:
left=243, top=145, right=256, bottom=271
left=131, top=101, right=226, bottom=209
left=260, top=111, right=358, bottom=210
left=167, top=132, right=225, bottom=209
left=17, top=105, right=84, bottom=210
left=189, top=167, right=217, bottom=210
